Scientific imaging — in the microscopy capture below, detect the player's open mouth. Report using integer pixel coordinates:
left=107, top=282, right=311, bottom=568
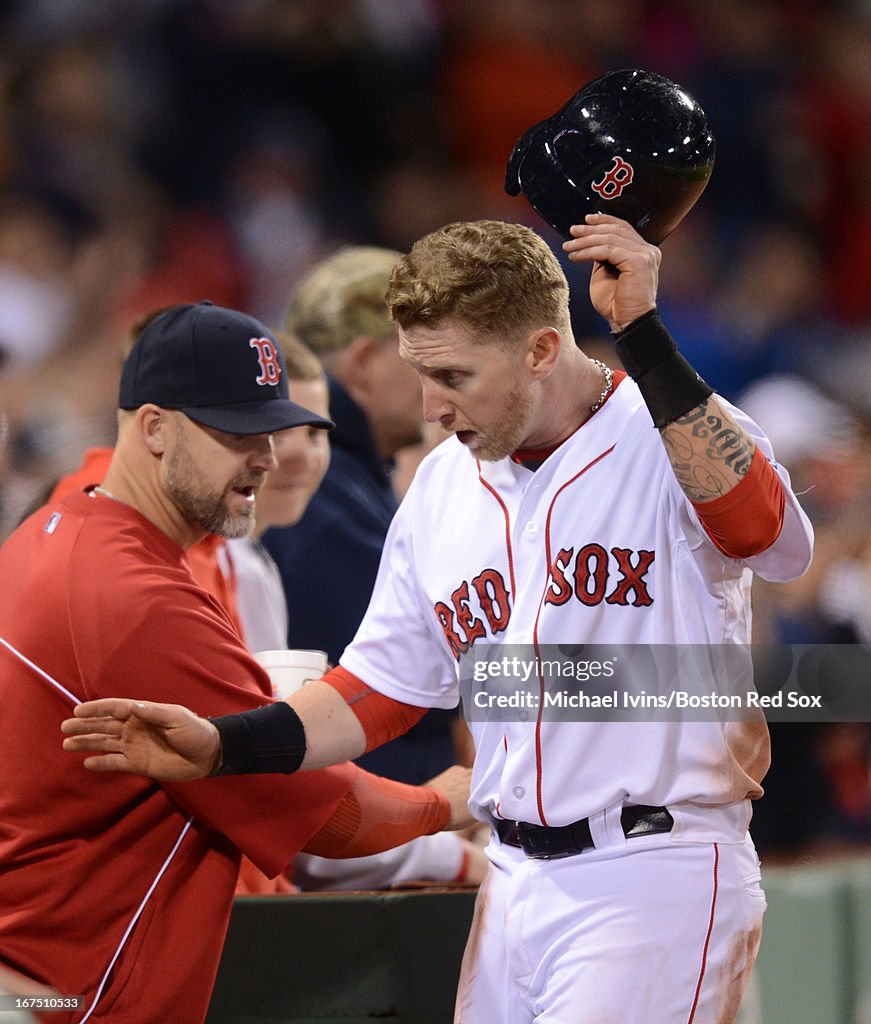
left=456, top=431, right=476, bottom=446
left=232, top=485, right=258, bottom=502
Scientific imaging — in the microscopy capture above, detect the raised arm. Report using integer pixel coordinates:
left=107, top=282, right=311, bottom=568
left=565, top=213, right=759, bottom=505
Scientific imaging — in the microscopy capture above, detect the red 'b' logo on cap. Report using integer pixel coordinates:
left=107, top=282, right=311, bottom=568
left=249, top=337, right=282, bottom=386
left=591, top=156, right=634, bottom=200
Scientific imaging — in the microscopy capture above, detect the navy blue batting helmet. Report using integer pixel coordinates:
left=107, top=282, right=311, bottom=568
left=505, top=69, right=715, bottom=244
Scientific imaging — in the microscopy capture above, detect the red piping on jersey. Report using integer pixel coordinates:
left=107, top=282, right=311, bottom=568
left=476, top=463, right=517, bottom=599
left=0, top=635, right=195, bottom=1023
left=531, top=444, right=617, bottom=826
left=686, top=843, right=720, bottom=1024
left=477, top=468, right=516, bottom=817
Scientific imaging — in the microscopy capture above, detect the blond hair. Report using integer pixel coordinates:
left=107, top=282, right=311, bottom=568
left=285, top=246, right=402, bottom=355
left=387, top=221, right=571, bottom=343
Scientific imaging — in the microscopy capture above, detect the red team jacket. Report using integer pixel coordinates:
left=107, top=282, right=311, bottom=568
left=0, top=490, right=356, bottom=1022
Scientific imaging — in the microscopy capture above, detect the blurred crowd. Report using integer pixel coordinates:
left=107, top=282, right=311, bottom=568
left=0, top=0, right=869, bottom=859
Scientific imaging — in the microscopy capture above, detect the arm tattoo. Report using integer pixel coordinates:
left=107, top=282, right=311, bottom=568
left=659, top=398, right=756, bottom=502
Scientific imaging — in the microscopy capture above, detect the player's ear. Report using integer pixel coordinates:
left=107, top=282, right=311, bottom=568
left=526, top=327, right=561, bottom=380
left=137, top=405, right=172, bottom=455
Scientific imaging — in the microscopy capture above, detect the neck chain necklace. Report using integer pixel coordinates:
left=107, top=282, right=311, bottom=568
left=589, top=359, right=614, bottom=413
left=91, top=485, right=119, bottom=502
left=516, top=359, right=615, bottom=469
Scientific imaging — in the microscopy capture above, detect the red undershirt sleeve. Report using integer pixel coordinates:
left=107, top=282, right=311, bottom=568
left=301, top=763, right=450, bottom=858
left=690, top=447, right=785, bottom=559
left=323, top=665, right=428, bottom=751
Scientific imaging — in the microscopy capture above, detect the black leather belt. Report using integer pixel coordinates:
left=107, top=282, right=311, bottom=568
left=495, top=805, right=674, bottom=860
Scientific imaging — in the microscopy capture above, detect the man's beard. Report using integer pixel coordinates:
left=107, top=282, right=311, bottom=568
left=468, top=379, right=535, bottom=462
left=165, top=433, right=259, bottom=539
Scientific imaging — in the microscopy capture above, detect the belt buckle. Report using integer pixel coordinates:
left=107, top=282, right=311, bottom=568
left=515, top=818, right=595, bottom=860
left=516, top=822, right=562, bottom=860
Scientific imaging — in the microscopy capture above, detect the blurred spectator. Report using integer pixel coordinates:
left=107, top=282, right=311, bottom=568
left=817, top=723, right=871, bottom=844
left=264, top=245, right=423, bottom=664
left=220, top=113, right=334, bottom=323
left=665, top=2, right=798, bottom=247
left=739, top=374, right=871, bottom=857
left=775, top=8, right=871, bottom=325
left=436, top=1, right=637, bottom=201
left=740, top=373, right=868, bottom=642
left=228, top=331, right=333, bottom=657
left=369, top=155, right=498, bottom=254
left=0, top=192, right=81, bottom=370
left=690, top=222, right=840, bottom=400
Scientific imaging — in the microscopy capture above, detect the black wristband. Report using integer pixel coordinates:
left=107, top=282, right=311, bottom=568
left=614, top=310, right=713, bottom=428
left=208, top=701, right=306, bottom=776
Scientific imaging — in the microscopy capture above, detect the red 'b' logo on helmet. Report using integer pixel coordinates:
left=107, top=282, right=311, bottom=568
left=591, top=156, right=634, bottom=200
left=249, top=337, right=282, bottom=386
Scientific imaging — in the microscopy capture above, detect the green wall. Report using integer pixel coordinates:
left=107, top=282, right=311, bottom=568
left=207, top=859, right=871, bottom=1024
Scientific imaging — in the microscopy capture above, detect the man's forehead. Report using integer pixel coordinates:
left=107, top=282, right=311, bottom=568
left=397, top=322, right=492, bottom=369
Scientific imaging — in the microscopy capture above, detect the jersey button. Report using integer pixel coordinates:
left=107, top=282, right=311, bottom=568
left=513, top=786, right=525, bottom=799
left=525, top=522, right=538, bottom=535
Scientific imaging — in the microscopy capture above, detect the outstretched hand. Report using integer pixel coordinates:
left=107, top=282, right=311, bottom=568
left=62, top=702, right=478, bottom=828
left=562, top=212, right=660, bottom=331
left=61, top=698, right=221, bottom=781
left=424, top=764, right=476, bottom=830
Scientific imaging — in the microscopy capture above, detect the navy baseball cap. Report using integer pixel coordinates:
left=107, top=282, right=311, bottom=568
left=119, top=301, right=334, bottom=435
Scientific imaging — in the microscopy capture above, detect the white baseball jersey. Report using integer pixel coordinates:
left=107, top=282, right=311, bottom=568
left=340, top=376, right=813, bottom=836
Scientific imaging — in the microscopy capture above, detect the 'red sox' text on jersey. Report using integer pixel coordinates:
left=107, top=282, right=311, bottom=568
left=340, top=376, right=813, bottom=836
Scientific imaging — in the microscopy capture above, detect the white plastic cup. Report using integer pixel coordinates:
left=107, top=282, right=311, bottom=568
left=253, top=649, right=328, bottom=699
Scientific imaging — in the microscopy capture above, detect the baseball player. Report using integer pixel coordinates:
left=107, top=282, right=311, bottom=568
left=63, top=219, right=813, bottom=1024
left=0, top=301, right=474, bottom=1024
